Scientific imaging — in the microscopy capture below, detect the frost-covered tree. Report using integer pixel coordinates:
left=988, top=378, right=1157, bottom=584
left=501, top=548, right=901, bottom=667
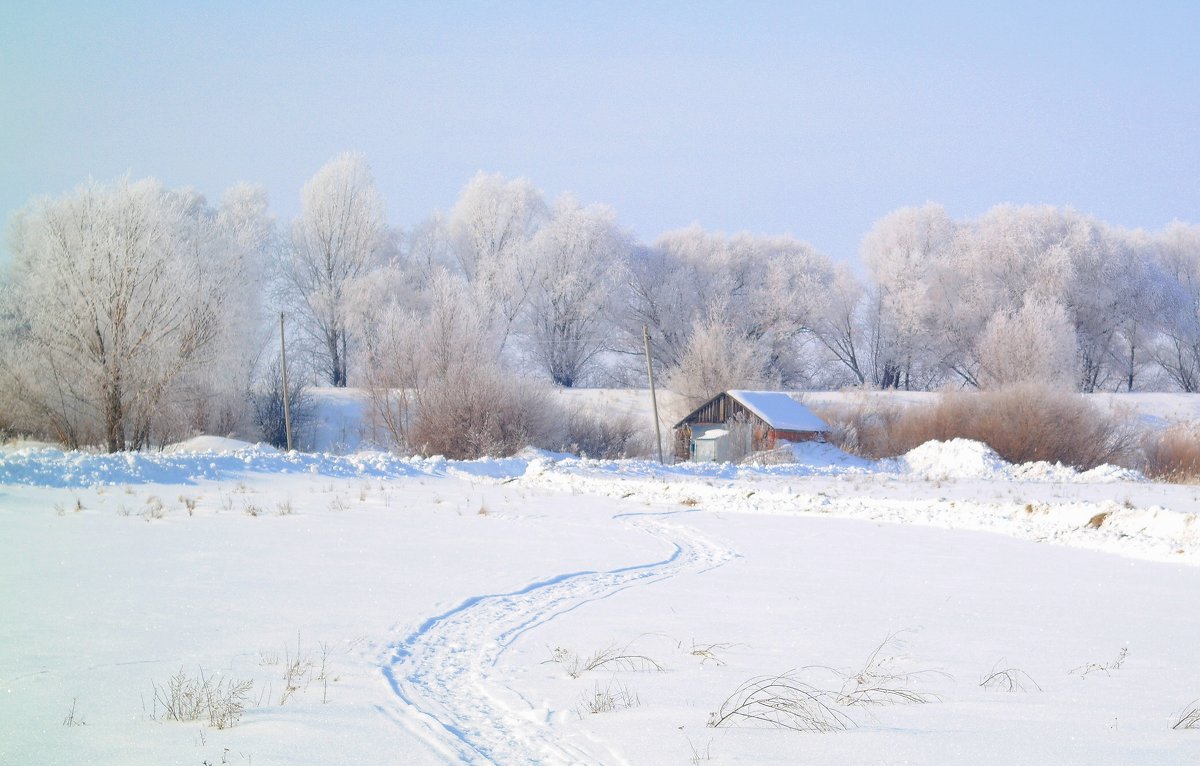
left=737, top=233, right=836, bottom=386
left=447, top=172, right=547, bottom=349
left=854, top=202, right=1186, bottom=393
left=859, top=203, right=958, bottom=388
left=279, top=153, right=387, bottom=387
left=1152, top=221, right=1200, bottom=391
left=356, top=269, right=553, bottom=456
left=976, top=297, right=1079, bottom=389
left=665, top=309, right=770, bottom=410
left=1, top=178, right=250, bottom=451
left=626, top=243, right=699, bottom=371
left=629, top=225, right=835, bottom=389
left=810, top=265, right=876, bottom=386
left=525, top=196, right=630, bottom=387
left=1104, top=229, right=1160, bottom=392
left=185, top=182, right=277, bottom=432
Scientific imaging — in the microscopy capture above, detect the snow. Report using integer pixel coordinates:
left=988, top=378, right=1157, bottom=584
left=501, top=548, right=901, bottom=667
left=4, top=420, right=1200, bottom=763
left=726, top=390, right=830, bottom=432
left=162, top=435, right=268, bottom=454
left=901, top=438, right=1011, bottom=480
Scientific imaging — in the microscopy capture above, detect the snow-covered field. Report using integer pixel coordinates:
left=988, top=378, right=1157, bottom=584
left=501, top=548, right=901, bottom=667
left=4, top=400, right=1200, bottom=764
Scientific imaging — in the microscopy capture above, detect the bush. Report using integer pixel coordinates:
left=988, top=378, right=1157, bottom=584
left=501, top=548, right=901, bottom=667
left=407, top=364, right=557, bottom=459
left=1142, top=425, right=1200, bottom=483
left=555, top=410, right=650, bottom=459
left=250, top=360, right=314, bottom=449
left=815, top=384, right=1139, bottom=471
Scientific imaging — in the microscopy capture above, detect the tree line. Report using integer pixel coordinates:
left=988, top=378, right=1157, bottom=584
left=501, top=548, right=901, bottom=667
left=2, top=153, right=1198, bottom=452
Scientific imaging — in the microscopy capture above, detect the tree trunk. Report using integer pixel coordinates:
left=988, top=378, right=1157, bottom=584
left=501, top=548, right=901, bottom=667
left=103, top=375, right=124, bottom=453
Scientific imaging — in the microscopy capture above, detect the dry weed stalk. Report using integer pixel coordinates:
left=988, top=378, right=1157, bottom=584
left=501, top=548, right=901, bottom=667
left=707, top=671, right=854, bottom=732
left=545, top=642, right=663, bottom=679
left=1173, top=700, right=1200, bottom=730
left=980, top=662, right=1042, bottom=692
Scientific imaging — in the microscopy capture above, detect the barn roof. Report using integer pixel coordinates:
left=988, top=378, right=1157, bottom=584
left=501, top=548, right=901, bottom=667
left=726, top=390, right=830, bottom=432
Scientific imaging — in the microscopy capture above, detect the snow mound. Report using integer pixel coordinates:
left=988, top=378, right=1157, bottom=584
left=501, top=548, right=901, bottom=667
left=903, top=439, right=1011, bottom=480
left=900, top=439, right=1143, bottom=484
left=163, top=436, right=273, bottom=454
left=1079, top=464, right=1144, bottom=483
left=0, top=438, right=62, bottom=455
left=785, top=440, right=875, bottom=471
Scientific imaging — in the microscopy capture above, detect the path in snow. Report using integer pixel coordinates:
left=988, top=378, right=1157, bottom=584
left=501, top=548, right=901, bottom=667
left=378, top=509, right=735, bottom=765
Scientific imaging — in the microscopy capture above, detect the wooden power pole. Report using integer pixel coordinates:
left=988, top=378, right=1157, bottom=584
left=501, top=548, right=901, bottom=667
left=643, top=324, right=664, bottom=463
left=280, top=312, right=294, bottom=452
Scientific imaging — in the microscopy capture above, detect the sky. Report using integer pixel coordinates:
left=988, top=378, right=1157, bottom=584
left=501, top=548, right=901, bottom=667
left=1, top=1, right=1197, bottom=266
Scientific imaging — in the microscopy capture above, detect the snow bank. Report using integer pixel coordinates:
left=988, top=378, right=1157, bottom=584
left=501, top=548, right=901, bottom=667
left=0, top=446, right=444, bottom=488
left=0, top=436, right=1143, bottom=489
left=900, top=439, right=1142, bottom=484
left=162, top=435, right=270, bottom=454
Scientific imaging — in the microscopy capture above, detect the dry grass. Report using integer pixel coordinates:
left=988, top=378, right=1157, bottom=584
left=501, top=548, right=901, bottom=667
left=556, top=410, right=650, bottom=459
left=408, top=367, right=558, bottom=459
left=814, top=384, right=1140, bottom=471
left=545, top=643, right=664, bottom=679
left=62, top=697, right=85, bottom=726
left=979, top=663, right=1042, bottom=692
left=576, top=680, right=640, bottom=715
left=1173, top=700, right=1200, bottom=730
left=1142, top=425, right=1200, bottom=483
left=1069, top=646, right=1128, bottom=677
left=151, top=668, right=252, bottom=729
left=708, top=632, right=939, bottom=733
left=707, top=672, right=854, bottom=732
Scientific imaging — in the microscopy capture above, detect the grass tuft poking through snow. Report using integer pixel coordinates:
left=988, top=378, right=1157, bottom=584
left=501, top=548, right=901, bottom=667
left=708, top=671, right=855, bottom=732
left=979, top=662, right=1043, bottom=692
left=576, top=680, right=640, bottom=716
left=150, top=668, right=252, bottom=730
left=61, top=698, right=85, bottom=727
left=545, top=642, right=664, bottom=679
left=1069, top=646, right=1129, bottom=678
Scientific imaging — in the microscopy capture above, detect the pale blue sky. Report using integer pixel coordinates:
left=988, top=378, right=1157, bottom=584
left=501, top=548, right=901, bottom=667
left=2, top=1, right=1197, bottom=264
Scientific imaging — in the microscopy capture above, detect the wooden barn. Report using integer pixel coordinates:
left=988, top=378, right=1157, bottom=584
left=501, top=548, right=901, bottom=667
left=673, top=390, right=830, bottom=463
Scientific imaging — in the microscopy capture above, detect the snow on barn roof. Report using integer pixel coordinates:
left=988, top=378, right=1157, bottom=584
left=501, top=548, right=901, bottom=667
left=727, top=390, right=830, bottom=432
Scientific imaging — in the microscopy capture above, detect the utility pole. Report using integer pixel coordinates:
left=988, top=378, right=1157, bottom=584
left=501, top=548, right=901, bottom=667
left=643, top=324, right=664, bottom=463
left=280, top=312, right=294, bottom=452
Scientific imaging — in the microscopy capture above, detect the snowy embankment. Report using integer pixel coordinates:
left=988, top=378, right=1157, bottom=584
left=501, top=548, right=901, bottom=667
left=1, top=436, right=1195, bottom=566
left=3, top=437, right=1199, bottom=765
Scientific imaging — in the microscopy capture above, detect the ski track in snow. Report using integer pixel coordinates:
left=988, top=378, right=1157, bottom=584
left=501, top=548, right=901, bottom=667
left=377, top=508, right=735, bottom=765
